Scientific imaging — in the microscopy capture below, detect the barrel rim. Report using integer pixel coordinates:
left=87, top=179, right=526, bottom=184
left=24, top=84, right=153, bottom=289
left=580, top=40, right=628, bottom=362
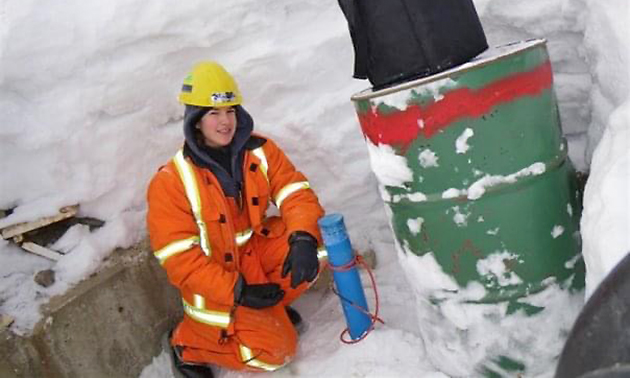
left=350, top=39, right=548, bottom=102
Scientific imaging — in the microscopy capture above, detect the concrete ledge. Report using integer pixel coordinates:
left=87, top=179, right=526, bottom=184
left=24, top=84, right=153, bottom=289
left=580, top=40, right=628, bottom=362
left=0, top=239, right=182, bottom=378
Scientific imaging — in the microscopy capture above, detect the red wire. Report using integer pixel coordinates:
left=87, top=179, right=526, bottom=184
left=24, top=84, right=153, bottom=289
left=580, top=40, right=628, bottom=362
left=328, top=255, right=385, bottom=344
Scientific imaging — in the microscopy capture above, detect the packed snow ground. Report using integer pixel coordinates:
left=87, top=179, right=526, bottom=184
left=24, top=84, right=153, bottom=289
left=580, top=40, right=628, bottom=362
left=1, top=0, right=629, bottom=376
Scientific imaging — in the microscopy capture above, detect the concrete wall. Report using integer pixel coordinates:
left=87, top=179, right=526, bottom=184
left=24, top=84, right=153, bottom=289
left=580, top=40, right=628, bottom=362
left=0, top=240, right=182, bottom=378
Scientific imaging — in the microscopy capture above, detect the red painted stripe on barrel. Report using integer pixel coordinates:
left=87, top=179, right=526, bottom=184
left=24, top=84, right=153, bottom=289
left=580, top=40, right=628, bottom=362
left=358, top=61, right=553, bottom=150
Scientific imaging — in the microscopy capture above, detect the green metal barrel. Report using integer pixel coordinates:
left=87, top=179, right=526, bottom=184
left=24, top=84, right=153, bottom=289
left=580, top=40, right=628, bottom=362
left=351, top=39, right=584, bottom=376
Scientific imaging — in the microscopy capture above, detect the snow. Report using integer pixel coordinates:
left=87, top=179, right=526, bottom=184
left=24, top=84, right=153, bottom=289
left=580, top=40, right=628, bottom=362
left=395, top=244, right=582, bottom=377
left=377, top=90, right=412, bottom=112
left=476, top=251, right=524, bottom=287
left=0, top=0, right=629, bottom=376
left=581, top=103, right=630, bottom=298
left=376, top=78, right=458, bottom=111
left=441, top=162, right=547, bottom=201
left=391, top=192, right=428, bottom=204
left=579, top=0, right=630, bottom=299
left=487, top=228, right=501, bottom=236
left=410, top=78, right=458, bottom=103
left=442, top=188, right=466, bottom=200
left=450, top=206, right=470, bottom=227
left=467, top=162, right=546, bottom=200
left=455, top=128, right=475, bottom=155
left=418, top=149, right=439, bottom=168
left=364, top=141, right=413, bottom=188
left=407, top=218, right=424, bottom=236
left=551, top=225, right=566, bottom=239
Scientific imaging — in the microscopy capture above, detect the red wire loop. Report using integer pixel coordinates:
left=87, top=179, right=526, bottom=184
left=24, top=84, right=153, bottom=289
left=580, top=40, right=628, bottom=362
left=328, top=255, right=384, bottom=344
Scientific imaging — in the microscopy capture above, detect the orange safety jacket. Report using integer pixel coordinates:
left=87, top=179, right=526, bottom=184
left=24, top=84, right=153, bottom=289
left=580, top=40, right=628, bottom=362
left=147, top=134, right=325, bottom=371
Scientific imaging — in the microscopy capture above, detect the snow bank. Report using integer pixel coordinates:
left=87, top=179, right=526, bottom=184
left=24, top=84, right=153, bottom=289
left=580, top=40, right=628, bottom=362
left=475, top=0, right=591, bottom=170
left=581, top=103, right=630, bottom=298
left=0, top=0, right=386, bottom=334
left=2, top=0, right=629, bottom=376
left=579, top=0, right=630, bottom=298
left=582, top=0, right=630, bottom=162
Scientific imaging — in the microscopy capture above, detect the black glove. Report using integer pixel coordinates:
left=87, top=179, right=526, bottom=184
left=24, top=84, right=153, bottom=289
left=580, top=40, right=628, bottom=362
left=235, top=275, right=285, bottom=309
left=282, top=231, right=319, bottom=289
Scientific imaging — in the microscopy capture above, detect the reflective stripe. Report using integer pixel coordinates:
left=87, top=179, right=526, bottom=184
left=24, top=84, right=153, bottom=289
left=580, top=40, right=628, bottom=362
left=154, top=236, right=200, bottom=265
left=239, top=345, right=285, bottom=371
left=275, top=181, right=310, bottom=208
left=251, top=147, right=269, bottom=183
left=173, top=150, right=212, bottom=257
left=306, top=247, right=329, bottom=290
left=317, top=246, right=328, bottom=261
left=193, top=294, right=205, bottom=309
left=235, top=228, right=253, bottom=246
left=182, top=297, right=231, bottom=328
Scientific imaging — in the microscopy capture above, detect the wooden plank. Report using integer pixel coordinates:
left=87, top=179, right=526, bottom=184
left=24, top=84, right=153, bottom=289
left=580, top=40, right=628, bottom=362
left=0, top=205, right=79, bottom=240
left=20, top=242, right=63, bottom=261
left=1, top=314, right=14, bottom=330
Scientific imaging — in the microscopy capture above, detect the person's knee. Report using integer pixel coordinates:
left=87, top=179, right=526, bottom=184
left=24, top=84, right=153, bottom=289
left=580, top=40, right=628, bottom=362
left=233, top=306, right=298, bottom=366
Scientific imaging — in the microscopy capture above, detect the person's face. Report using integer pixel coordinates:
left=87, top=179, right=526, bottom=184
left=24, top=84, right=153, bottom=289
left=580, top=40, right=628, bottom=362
left=198, top=106, right=237, bottom=148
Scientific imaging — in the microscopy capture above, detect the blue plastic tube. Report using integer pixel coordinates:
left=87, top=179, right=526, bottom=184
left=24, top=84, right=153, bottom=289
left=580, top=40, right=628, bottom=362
left=318, top=213, right=371, bottom=340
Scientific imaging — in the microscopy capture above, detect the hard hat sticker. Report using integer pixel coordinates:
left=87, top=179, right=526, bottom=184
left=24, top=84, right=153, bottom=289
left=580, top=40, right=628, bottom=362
left=211, top=92, right=236, bottom=104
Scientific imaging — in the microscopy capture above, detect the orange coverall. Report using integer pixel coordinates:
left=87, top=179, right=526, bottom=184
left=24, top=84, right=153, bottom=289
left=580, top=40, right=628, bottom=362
left=147, top=135, right=325, bottom=371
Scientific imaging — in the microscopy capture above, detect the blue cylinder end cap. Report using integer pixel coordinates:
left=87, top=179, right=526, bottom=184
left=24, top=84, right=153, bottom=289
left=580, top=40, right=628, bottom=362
left=318, top=213, right=344, bottom=228
left=318, top=214, right=349, bottom=245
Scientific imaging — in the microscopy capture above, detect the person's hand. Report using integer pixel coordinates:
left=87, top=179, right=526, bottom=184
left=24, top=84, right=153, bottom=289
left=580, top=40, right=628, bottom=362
left=236, top=278, right=285, bottom=309
left=282, top=231, right=319, bottom=289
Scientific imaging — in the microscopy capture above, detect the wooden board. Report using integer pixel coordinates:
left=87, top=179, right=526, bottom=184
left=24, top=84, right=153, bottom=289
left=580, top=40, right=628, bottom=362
left=20, top=242, right=63, bottom=261
left=0, top=205, right=79, bottom=240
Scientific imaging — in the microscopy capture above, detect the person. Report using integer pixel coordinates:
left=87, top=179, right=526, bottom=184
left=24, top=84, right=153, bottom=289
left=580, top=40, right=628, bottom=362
left=147, top=61, right=327, bottom=377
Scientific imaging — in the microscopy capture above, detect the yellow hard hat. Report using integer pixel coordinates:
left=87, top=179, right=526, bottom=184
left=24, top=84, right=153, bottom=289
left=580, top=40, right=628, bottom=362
left=178, top=61, right=242, bottom=107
